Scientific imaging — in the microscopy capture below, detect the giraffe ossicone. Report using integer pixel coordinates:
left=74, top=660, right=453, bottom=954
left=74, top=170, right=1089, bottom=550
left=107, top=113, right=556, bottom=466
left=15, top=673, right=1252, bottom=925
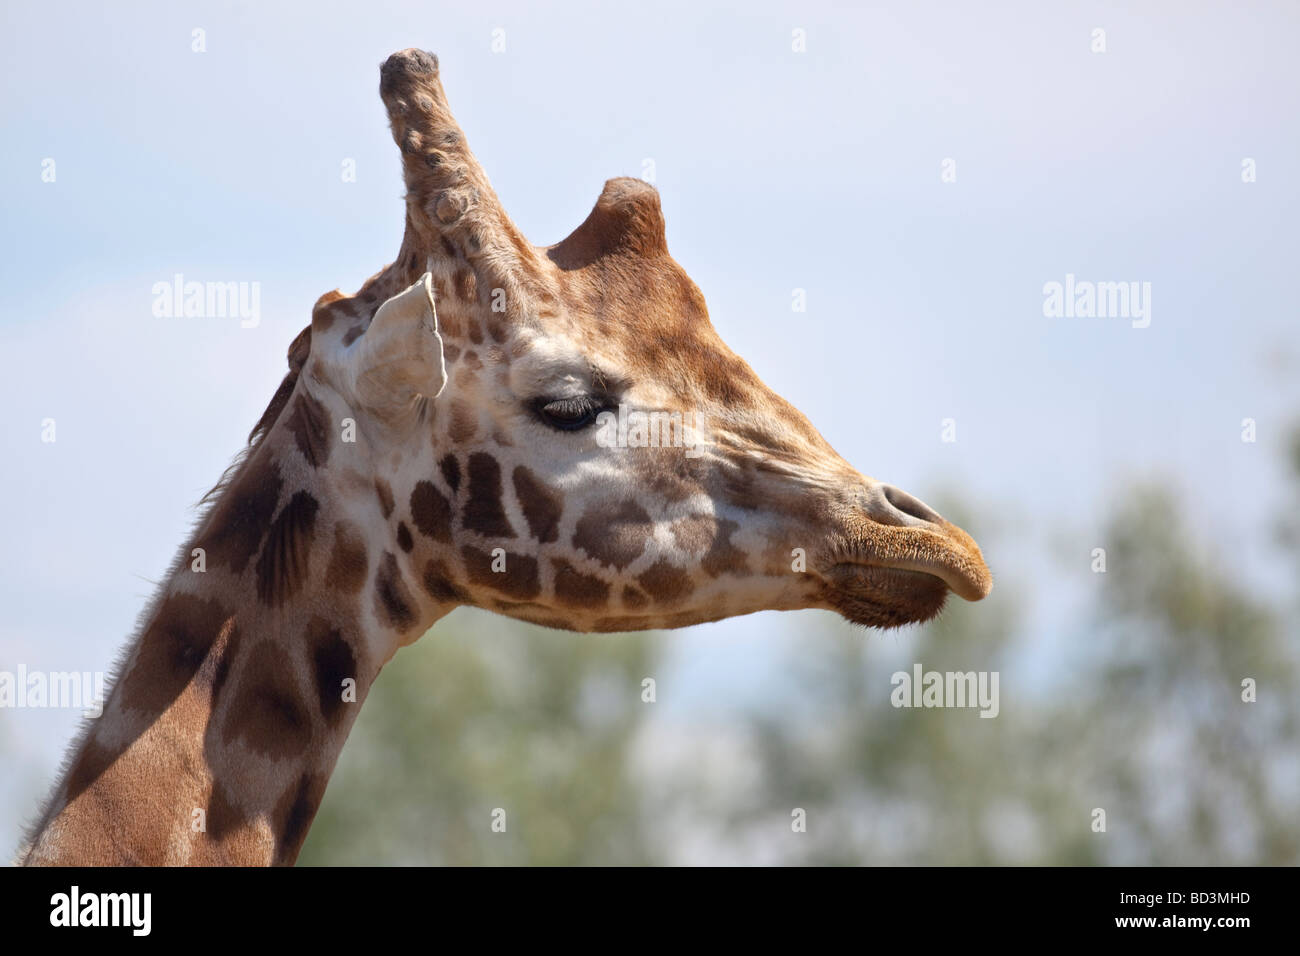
left=21, top=49, right=990, bottom=866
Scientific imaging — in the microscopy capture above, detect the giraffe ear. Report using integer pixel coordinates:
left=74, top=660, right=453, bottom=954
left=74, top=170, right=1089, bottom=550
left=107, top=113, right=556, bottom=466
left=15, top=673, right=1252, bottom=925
left=347, top=273, right=447, bottom=418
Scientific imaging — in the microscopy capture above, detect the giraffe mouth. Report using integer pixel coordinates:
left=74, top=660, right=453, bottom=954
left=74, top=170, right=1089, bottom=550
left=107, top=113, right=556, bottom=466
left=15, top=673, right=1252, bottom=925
left=823, top=563, right=952, bottom=628
left=840, top=551, right=991, bottom=603
left=821, top=523, right=992, bottom=627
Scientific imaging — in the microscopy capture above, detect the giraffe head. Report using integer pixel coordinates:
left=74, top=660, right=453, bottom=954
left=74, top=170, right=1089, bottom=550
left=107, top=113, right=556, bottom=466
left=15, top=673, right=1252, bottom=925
left=17, top=47, right=998, bottom=871
left=298, top=49, right=990, bottom=638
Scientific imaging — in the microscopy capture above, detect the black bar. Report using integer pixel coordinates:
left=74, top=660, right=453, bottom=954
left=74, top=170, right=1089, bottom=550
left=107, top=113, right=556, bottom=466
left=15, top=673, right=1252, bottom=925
left=0, top=866, right=1282, bottom=941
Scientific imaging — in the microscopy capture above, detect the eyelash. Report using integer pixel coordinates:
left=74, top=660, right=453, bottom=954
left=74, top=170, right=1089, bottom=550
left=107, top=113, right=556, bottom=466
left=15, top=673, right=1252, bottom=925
left=533, top=395, right=607, bottom=431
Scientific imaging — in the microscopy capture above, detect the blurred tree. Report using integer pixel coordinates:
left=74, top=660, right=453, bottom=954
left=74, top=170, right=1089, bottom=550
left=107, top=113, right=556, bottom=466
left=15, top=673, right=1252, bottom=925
left=1061, top=482, right=1297, bottom=864
left=701, top=479, right=1299, bottom=864
left=710, top=498, right=1045, bottom=865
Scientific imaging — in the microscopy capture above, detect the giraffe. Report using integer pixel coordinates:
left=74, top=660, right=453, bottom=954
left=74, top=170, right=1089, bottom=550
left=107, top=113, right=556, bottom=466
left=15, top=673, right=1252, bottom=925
left=19, top=49, right=991, bottom=866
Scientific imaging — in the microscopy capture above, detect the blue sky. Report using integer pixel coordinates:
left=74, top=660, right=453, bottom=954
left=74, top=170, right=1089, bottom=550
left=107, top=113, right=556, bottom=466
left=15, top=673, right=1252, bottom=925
left=2, top=0, right=1298, bottom=847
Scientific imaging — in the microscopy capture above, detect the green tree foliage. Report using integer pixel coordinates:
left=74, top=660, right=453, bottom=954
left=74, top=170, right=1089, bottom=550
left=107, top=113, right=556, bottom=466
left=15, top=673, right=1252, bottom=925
left=713, top=484, right=1299, bottom=864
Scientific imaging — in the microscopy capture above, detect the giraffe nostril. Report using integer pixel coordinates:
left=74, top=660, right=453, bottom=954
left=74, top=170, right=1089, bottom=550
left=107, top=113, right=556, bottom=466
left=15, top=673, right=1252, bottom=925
left=862, top=484, right=944, bottom=527
left=883, top=485, right=943, bottom=524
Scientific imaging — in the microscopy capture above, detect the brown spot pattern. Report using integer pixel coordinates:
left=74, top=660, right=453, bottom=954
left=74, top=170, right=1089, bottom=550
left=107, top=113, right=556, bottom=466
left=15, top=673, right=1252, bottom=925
left=64, top=738, right=119, bottom=804
left=437, top=304, right=463, bottom=339
left=285, top=392, right=331, bottom=468
left=221, top=642, right=312, bottom=759
left=671, top=515, right=750, bottom=577
left=273, top=773, right=327, bottom=866
left=325, top=521, right=368, bottom=594
left=449, top=400, right=477, bottom=442
left=204, top=620, right=242, bottom=704
left=119, top=593, right=229, bottom=716
left=204, top=780, right=244, bottom=841
left=463, top=453, right=514, bottom=538
left=552, top=559, right=610, bottom=608
left=637, top=559, right=695, bottom=604
left=396, top=522, right=414, bottom=553
left=422, top=558, right=468, bottom=603
left=453, top=268, right=477, bottom=303
left=307, top=617, right=356, bottom=726
left=374, top=551, right=417, bottom=631
left=439, top=454, right=461, bottom=493
left=462, top=545, right=539, bottom=600
left=256, top=491, right=319, bottom=606
left=204, top=460, right=283, bottom=573
left=573, top=500, right=653, bottom=570
left=410, top=480, right=452, bottom=542
left=513, top=466, right=563, bottom=544
left=671, top=513, right=715, bottom=555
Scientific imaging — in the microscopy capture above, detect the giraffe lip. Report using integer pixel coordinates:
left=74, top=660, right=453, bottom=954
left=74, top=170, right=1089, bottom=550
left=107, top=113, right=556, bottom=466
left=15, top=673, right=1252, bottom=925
left=823, top=564, right=951, bottom=628
left=827, top=548, right=991, bottom=603
left=827, top=520, right=993, bottom=603
left=827, top=563, right=947, bottom=591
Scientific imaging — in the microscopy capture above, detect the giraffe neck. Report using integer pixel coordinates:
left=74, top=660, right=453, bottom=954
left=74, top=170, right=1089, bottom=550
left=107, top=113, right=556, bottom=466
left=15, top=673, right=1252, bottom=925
left=21, top=386, right=448, bottom=866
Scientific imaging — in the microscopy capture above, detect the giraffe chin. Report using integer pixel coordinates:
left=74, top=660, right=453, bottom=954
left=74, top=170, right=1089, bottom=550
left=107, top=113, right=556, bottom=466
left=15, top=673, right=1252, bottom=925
left=823, top=565, right=951, bottom=629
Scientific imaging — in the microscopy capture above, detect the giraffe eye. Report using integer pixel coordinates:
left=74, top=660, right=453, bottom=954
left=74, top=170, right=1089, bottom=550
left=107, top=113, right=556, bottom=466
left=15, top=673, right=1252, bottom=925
left=534, top=396, right=604, bottom=431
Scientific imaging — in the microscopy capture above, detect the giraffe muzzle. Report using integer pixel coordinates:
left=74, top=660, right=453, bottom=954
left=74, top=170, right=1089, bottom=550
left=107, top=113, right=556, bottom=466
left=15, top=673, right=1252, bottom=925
left=859, top=520, right=993, bottom=603
left=819, top=482, right=992, bottom=625
left=858, top=483, right=992, bottom=601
